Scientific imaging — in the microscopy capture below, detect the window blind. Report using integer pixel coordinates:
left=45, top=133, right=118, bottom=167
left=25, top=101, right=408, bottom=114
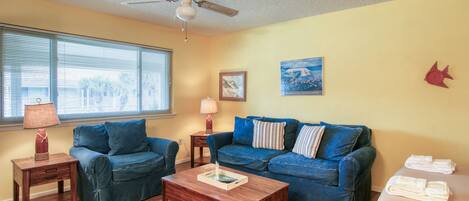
left=0, top=27, right=171, bottom=123
left=2, top=31, right=51, bottom=118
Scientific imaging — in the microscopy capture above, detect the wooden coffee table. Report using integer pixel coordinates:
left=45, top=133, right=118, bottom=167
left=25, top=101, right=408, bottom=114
left=162, top=164, right=288, bottom=201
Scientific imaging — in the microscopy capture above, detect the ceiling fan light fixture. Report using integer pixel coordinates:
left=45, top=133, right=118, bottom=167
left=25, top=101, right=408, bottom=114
left=176, top=0, right=196, bottom=22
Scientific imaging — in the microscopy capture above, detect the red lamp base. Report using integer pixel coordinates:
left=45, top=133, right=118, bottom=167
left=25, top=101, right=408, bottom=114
left=205, top=114, right=213, bottom=134
left=35, top=128, right=49, bottom=161
left=35, top=152, right=49, bottom=161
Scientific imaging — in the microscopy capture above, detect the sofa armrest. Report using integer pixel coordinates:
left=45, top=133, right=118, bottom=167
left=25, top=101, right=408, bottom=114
left=207, top=132, right=233, bottom=163
left=146, top=137, right=179, bottom=173
left=338, top=146, right=376, bottom=191
left=69, top=147, right=112, bottom=190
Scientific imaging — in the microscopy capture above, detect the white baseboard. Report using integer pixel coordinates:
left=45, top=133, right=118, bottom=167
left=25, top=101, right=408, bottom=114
left=176, top=157, right=191, bottom=164
left=372, top=185, right=383, bottom=192
left=2, top=186, right=70, bottom=201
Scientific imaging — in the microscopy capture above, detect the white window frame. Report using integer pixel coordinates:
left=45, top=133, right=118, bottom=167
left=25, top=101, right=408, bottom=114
left=0, top=25, right=173, bottom=125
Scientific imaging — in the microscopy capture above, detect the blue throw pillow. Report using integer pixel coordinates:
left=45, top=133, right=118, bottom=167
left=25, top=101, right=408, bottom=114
left=106, top=119, right=148, bottom=156
left=320, top=122, right=371, bottom=149
left=73, top=124, right=110, bottom=154
left=247, top=116, right=299, bottom=150
left=316, top=123, right=362, bottom=161
left=233, top=117, right=254, bottom=146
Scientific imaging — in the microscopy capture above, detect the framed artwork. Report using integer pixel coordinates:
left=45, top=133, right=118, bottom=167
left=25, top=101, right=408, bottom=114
left=219, top=71, right=247, bottom=101
left=280, top=57, right=323, bottom=96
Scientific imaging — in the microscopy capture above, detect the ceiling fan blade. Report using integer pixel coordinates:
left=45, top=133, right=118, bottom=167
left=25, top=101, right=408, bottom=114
left=195, top=0, right=238, bottom=17
left=120, top=0, right=166, bottom=5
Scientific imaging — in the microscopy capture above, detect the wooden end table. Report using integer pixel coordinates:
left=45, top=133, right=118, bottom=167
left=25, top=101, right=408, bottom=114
left=11, top=153, right=78, bottom=201
left=162, top=164, right=288, bottom=201
left=191, top=131, right=221, bottom=168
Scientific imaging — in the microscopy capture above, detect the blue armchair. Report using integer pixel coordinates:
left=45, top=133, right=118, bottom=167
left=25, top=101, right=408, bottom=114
left=208, top=117, right=376, bottom=201
left=70, top=121, right=179, bottom=201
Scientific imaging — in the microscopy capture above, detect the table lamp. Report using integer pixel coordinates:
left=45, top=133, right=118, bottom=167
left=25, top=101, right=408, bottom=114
left=23, top=102, right=60, bottom=161
left=200, top=97, right=218, bottom=134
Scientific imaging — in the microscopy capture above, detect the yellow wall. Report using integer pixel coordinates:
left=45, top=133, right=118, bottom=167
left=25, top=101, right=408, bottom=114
left=209, top=0, right=469, bottom=191
left=1, top=0, right=469, bottom=199
left=0, top=0, right=210, bottom=199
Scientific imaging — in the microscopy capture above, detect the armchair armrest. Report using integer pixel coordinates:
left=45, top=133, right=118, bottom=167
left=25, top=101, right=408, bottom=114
left=146, top=137, right=179, bottom=173
left=69, top=147, right=112, bottom=191
left=207, top=132, right=233, bottom=163
left=338, top=146, right=376, bottom=191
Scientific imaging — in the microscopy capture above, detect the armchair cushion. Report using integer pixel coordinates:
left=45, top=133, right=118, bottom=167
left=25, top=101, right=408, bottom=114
left=268, top=152, right=339, bottom=186
left=73, top=124, right=110, bottom=154
left=218, top=144, right=285, bottom=171
left=109, top=151, right=164, bottom=182
left=105, top=119, right=148, bottom=156
left=316, top=124, right=362, bottom=161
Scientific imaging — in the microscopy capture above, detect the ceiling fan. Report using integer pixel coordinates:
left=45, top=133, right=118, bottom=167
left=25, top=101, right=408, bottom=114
left=120, top=0, right=239, bottom=21
left=121, top=0, right=238, bottom=42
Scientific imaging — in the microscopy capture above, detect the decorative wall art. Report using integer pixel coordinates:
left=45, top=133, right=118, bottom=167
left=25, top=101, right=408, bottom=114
left=281, top=57, right=323, bottom=96
left=425, top=61, right=453, bottom=88
left=219, top=71, right=247, bottom=101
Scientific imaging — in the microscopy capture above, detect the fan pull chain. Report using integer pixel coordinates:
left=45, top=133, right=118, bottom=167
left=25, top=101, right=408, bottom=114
left=181, top=21, right=189, bottom=43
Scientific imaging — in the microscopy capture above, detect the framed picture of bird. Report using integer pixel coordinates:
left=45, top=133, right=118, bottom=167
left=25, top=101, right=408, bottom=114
left=219, top=71, right=247, bottom=101
left=280, top=57, right=324, bottom=96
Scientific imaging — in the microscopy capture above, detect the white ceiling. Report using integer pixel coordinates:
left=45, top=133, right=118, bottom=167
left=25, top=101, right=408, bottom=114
left=55, top=0, right=391, bottom=36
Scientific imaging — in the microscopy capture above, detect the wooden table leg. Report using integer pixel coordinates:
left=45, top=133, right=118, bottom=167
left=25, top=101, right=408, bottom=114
left=22, top=171, right=30, bottom=201
left=162, top=181, right=167, bottom=201
left=199, top=146, right=203, bottom=164
left=190, top=137, right=195, bottom=168
left=70, top=163, right=78, bottom=201
left=58, top=181, right=64, bottom=193
left=13, top=180, right=19, bottom=201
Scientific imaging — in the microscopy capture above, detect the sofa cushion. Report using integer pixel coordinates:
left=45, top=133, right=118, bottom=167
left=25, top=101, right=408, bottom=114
left=252, top=120, right=286, bottom=150
left=106, top=119, right=148, bottom=156
left=268, top=152, right=339, bottom=186
left=109, top=151, right=164, bottom=182
left=73, top=124, right=110, bottom=154
left=233, top=116, right=254, bottom=146
left=247, top=116, right=299, bottom=150
left=321, top=122, right=372, bottom=149
left=292, top=125, right=325, bottom=158
left=218, top=144, right=285, bottom=171
left=316, top=124, right=362, bottom=161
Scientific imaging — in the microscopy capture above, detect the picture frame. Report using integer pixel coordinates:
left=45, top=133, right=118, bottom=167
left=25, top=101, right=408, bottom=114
left=219, top=71, right=247, bottom=101
left=280, top=57, right=324, bottom=96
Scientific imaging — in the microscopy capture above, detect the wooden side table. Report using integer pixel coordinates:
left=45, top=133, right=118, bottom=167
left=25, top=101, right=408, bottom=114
left=11, top=153, right=78, bottom=201
left=191, top=131, right=220, bottom=168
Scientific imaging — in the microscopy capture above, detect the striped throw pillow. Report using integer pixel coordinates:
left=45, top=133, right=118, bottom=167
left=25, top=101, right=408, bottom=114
left=292, top=125, right=326, bottom=158
left=252, top=120, right=286, bottom=150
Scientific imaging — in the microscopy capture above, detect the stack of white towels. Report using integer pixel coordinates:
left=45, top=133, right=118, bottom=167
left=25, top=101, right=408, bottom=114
left=405, top=155, right=456, bottom=175
left=385, top=176, right=451, bottom=201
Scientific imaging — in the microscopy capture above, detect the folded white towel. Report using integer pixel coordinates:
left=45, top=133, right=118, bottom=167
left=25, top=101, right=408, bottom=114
left=405, top=155, right=456, bottom=175
left=426, top=181, right=450, bottom=200
left=385, top=176, right=451, bottom=201
left=407, top=155, right=433, bottom=163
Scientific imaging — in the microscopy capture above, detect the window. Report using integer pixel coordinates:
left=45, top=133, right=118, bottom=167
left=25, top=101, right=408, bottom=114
left=0, top=27, right=171, bottom=123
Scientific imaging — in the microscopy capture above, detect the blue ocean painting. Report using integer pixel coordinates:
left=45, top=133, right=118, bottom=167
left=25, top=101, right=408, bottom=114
left=280, top=57, right=323, bottom=95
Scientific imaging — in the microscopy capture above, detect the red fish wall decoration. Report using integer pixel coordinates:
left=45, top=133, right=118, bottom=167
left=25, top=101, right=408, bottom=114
left=425, top=62, right=453, bottom=88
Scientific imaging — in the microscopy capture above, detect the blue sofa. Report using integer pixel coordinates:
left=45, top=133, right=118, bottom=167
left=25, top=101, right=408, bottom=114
left=69, top=120, right=179, bottom=201
left=208, top=116, right=376, bottom=201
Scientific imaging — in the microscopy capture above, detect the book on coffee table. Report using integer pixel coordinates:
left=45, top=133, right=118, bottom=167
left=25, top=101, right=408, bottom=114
left=197, top=167, right=248, bottom=190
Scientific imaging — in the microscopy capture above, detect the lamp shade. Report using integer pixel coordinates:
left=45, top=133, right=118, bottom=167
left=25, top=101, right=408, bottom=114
left=200, top=97, right=218, bottom=114
left=23, top=103, right=60, bottom=129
